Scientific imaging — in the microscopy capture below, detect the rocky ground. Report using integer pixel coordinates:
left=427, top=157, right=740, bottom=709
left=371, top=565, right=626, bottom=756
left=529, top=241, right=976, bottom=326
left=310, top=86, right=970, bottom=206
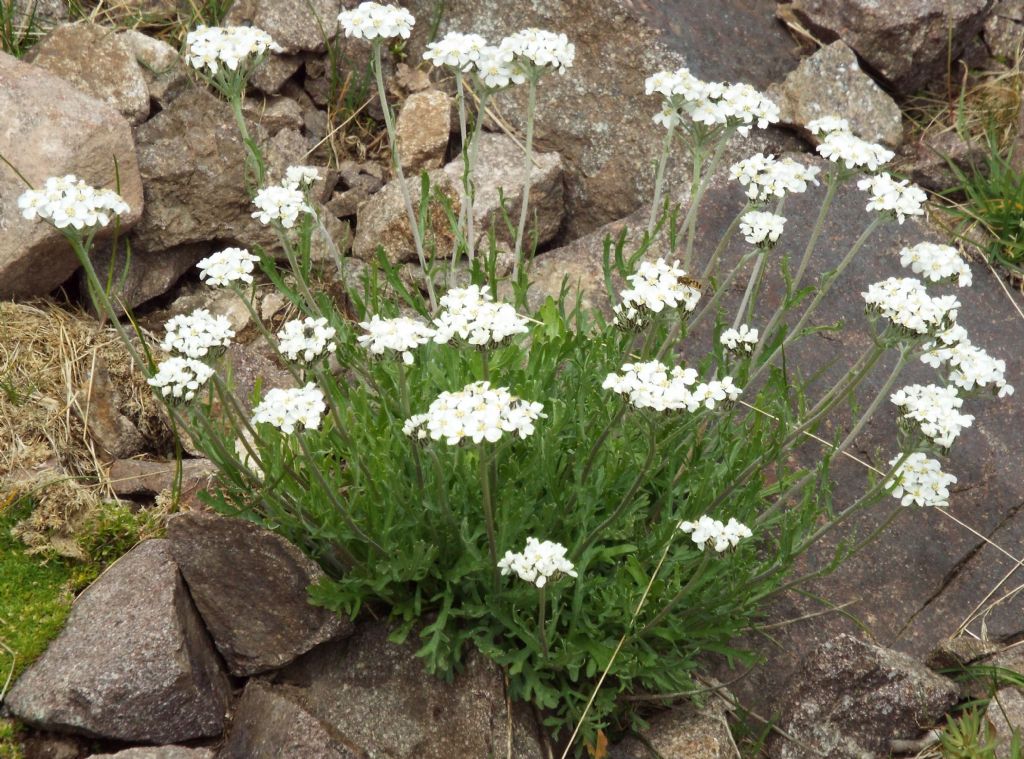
left=3, top=0, right=1024, bottom=757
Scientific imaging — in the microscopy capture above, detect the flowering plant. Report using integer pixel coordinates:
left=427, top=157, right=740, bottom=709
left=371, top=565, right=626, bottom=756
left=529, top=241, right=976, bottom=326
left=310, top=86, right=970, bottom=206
left=24, top=5, right=1013, bottom=752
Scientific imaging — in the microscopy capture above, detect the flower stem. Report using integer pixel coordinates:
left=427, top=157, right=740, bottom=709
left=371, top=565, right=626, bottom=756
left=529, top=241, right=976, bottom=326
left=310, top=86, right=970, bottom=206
left=647, top=121, right=677, bottom=236
left=397, top=360, right=424, bottom=493
left=537, top=586, right=548, bottom=657
left=636, top=550, right=711, bottom=638
left=479, top=448, right=499, bottom=589
left=512, top=72, right=538, bottom=281
left=454, top=71, right=470, bottom=272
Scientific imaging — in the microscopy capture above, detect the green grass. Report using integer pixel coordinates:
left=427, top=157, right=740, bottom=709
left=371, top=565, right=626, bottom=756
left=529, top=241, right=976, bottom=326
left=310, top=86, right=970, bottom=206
left=0, top=0, right=41, bottom=57
left=0, top=720, right=23, bottom=759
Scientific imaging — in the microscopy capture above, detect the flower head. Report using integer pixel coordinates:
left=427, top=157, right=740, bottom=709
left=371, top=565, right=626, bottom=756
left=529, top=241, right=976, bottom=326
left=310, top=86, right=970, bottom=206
left=160, top=308, right=235, bottom=358
left=498, top=537, right=577, bottom=587
left=806, top=115, right=850, bottom=137
left=252, top=183, right=311, bottom=228
left=473, top=44, right=525, bottom=89
left=739, top=210, right=786, bottom=247
left=899, top=242, right=972, bottom=287
left=404, top=380, right=545, bottom=445
left=423, top=31, right=488, bottom=70
left=357, top=314, right=436, bottom=364
left=432, top=285, right=529, bottom=347
left=284, top=165, right=321, bottom=190
left=887, top=452, right=956, bottom=507
left=816, top=129, right=894, bottom=171
left=277, top=317, right=336, bottom=363
left=857, top=173, right=926, bottom=224
left=678, top=515, right=752, bottom=552
left=720, top=324, right=759, bottom=353
left=251, top=383, right=326, bottom=434
left=862, top=277, right=959, bottom=335
left=728, top=154, right=820, bottom=203
left=147, top=357, right=215, bottom=401
left=185, top=25, right=281, bottom=76
left=196, top=247, right=260, bottom=287
left=18, top=175, right=130, bottom=231
left=890, top=383, right=974, bottom=448
left=602, top=360, right=741, bottom=412
left=500, top=28, right=575, bottom=74
left=613, top=259, right=702, bottom=328
left=339, top=2, right=415, bottom=41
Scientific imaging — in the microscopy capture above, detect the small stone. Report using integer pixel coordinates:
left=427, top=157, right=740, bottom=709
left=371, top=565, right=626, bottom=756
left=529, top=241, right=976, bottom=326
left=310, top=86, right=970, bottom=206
left=243, top=95, right=306, bottom=135
left=767, top=41, right=903, bottom=147
left=28, top=22, right=149, bottom=125
left=74, top=358, right=146, bottom=461
left=226, top=0, right=341, bottom=54
left=396, top=62, right=432, bottom=93
left=108, top=458, right=217, bottom=497
left=142, top=279, right=254, bottom=340
left=83, top=242, right=209, bottom=313
left=251, top=53, right=304, bottom=94
left=985, top=1, right=1024, bottom=60
left=610, top=697, right=735, bottom=759
left=6, top=540, right=230, bottom=742
left=303, top=58, right=331, bottom=108
left=89, top=748, right=216, bottom=759
left=119, top=29, right=189, bottom=108
left=986, top=687, right=1024, bottom=758
left=168, top=511, right=352, bottom=676
left=926, top=636, right=1004, bottom=670
left=396, top=89, right=452, bottom=171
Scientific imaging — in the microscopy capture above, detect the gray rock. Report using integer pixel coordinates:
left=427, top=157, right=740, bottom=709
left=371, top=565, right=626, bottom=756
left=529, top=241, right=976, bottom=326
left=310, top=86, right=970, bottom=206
left=108, top=458, right=217, bottom=497
left=396, top=89, right=452, bottom=171
left=219, top=679, right=361, bottom=758
left=28, top=22, right=150, bottom=125
left=783, top=0, right=993, bottom=96
left=120, top=29, right=190, bottom=109
left=6, top=540, right=230, bottom=742
left=251, top=53, right=304, bottom=94
left=610, top=696, right=735, bottom=758
left=243, top=95, right=306, bottom=136
left=902, top=130, right=988, bottom=192
left=8, top=0, right=68, bottom=30
left=985, top=0, right=1024, bottom=60
left=0, top=51, right=143, bottom=298
left=768, top=634, right=958, bottom=758
left=768, top=41, right=903, bottom=147
left=141, top=278, right=254, bottom=340
left=74, top=357, right=146, bottom=461
left=226, top=0, right=341, bottom=53
left=444, top=132, right=565, bottom=253
left=273, top=620, right=545, bottom=758
left=168, top=511, right=352, bottom=676
left=89, top=748, right=216, bottom=759
left=985, top=688, right=1024, bottom=758
left=84, top=242, right=209, bottom=312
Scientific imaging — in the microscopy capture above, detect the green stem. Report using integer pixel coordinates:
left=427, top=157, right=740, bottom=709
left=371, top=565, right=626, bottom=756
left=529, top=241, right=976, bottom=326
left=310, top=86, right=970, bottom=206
left=479, top=447, right=499, bottom=589
left=682, top=133, right=729, bottom=270
left=453, top=71, right=470, bottom=274
left=637, top=550, right=711, bottom=638
left=397, top=360, right=424, bottom=492
left=464, top=90, right=489, bottom=263
left=537, top=586, right=548, bottom=657
left=733, top=248, right=768, bottom=330
left=512, top=72, right=538, bottom=280
left=699, top=203, right=751, bottom=282
left=647, top=120, right=678, bottom=235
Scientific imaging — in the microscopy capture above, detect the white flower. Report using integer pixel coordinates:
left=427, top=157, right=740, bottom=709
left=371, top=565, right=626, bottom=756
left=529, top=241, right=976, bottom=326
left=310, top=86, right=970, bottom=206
left=500, top=28, right=575, bottom=74
left=404, top=380, right=545, bottom=445
left=277, top=317, right=336, bottom=363
left=887, top=452, right=957, bottom=507
left=196, top=247, right=260, bottom=287
left=890, top=384, right=974, bottom=448
left=728, top=154, right=820, bottom=203
left=18, top=175, right=130, bottom=231
left=423, top=31, right=488, bottom=70
left=806, top=116, right=849, bottom=136
left=816, top=130, right=894, bottom=171
left=284, top=165, right=321, bottom=190
left=920, top=326, right=1015, bottom=398
left=185, top=25, right=281, bottom=76
left=678, top=515, right=752, bottom=552
left=602, top=360, right=741, bottom=412
left=148, top=357, right=215, bottom=401
left=857, top=173, right=926, bottom=224
left=720, top=324, right=759, bottom=353
left=252, top=184, right=311, bottom=228
left=473, top=44, right=524, bottom=89
left=861, top=277, right=959, bottom=335
left=432, top=285, right=529, bottom=347
left=497, top=537, right=577, bottom=588
left=645, top=67, right=705, bottom=101
left=899, top=242, right=972, bottom=287
left=160, top=308, right=235, bottom=358
left=613, top=259, right=702, bottom=328
left=339, top=2, right=415, bottom=40
left=357, top=314, right=436, bottom=364
left=251, top=383, right=326, bottom=434
left=739, top=211, right=786, bottom=247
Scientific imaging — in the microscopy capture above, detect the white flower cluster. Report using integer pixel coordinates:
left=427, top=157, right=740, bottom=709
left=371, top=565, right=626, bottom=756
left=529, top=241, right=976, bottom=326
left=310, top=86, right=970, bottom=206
left=338, top=2, right=415, bottom=40
left=185, top=25, right=281, bottom=76
left=160, top=308, right=235, bottom=358
left=252, top=383, right=326, bottom=434
left=613, top=259, right=702, bottom=327
left=602, top=360, right=742, bottom=412
left=806, top=116, right=850, bottom=136
left=921, top=325, right=1014, bottom=397
left=474, top=45, right=525, bottom=89
left=728, top=153, right=821, bottom=203
left=432, top=285, right=530, bottom=347
left=720, top=324, right=759, bottom=353
left=899, top=242, right=972, bottom=287
left=252, top=183, right=311, bottom=228
left=739, top=210, right=786, bottom=247
left=887, top=452, right=957, bottom=507
left=501, top=28, right=575, bottom=74
left=284, top=165, right=321, bottom=190
left=147, top=357, right=215, bottom=401
left=423, top=31, right=487, bottom=70
left=196, top=247, right=260, bottom=287
left=497, top=537, right=577, bottom=588
left=646, top=67, right=779, bottom=135
left=857, top=173, right=927, bottom=224
left=277, top=317, right=337, bottom=363
left=816, top=128, right=894, bottom=171
left=403, top=380, right=545, bottom=444
left=890, top=384, right=975, bottom=448
left=357, top=314, right=436, bottom=364
left=678, top=515, right=752, bottom=552
left=18, top=175, right=130, bottom=231
left=862, top=277, right=959, bottom=335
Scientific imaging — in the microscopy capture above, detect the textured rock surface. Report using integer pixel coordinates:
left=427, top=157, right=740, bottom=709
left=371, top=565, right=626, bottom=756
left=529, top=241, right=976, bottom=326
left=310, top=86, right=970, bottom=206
left=74, top=358, right=146, bottom=461
left=610, top=697, right=735, bottom=758
left=0, top=51, right=143, bottom=298
left=226, top=0, right=341, bottom=53
left=783, top=0, right=993, bottom=95
left=444, top=132, right=565, bottom=252
left=985, top=0, right=1024, bottom=59
left=272, top=621, right=544, bottom=758
left=768, top=41, right=903, bottom=146
left=902, top=130, right=988, bottom=192
left=6, top=540, right=230, bottom=742
left=85, top=242, right=209, bottom=312
left=28, top=22, right=150, bottom=125
left=986, top=688, right=1024, bottom=758
left=396, top=89, right=452, bottom=171
left=168, top=511, right=352, bottom=676
left=768, top=635, right=958, bottom=758
left=90, top=748, right=217, bottom=759
left=108, top=458, right=217, bottom=497
left=120, top=29, right=189, bottom=108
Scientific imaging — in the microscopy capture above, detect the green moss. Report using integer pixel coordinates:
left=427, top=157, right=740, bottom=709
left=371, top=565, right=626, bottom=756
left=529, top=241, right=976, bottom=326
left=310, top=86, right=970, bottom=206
left=0, top=719, right=24, bottom=759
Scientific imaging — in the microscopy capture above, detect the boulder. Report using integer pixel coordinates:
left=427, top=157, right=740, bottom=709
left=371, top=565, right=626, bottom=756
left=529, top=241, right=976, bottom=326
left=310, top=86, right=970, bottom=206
left=443, top=132, right=565, bottom=252
left=781, top=0, right=993, bottom=96
left=767, top=41, right=903, bottom=147
left=89, top=748, right=216, bottom=759
left=108, top=458, right=217, bottom=497
left=74, top=358, right=147, bottom=461
left=251, top=53, right=305, bottom=94
left=120, top=29, right=190, bottom=109
left=985, top=1, right=1024, bottom=60
left=767, top=634, right=958, bottom=758
left=396, top=89, right=452, bottom=171
left=985, top=688, right=1024, bottom=758
left=9, top=0, right=68, bottom=30
left=272, top=620, right=545, bottom=758
left=6, top=540, right=230, bottom=742
left=28, top=22, right=150, bottom=125
left=168, top=511, right=352, bottom=676
left=225, top=0, right=342, bottom=54
left=84, top=242, right=210, bottom=313
left=0, top=51, right=143, bottom=298
left=610, top=697, right=735, bottom=758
